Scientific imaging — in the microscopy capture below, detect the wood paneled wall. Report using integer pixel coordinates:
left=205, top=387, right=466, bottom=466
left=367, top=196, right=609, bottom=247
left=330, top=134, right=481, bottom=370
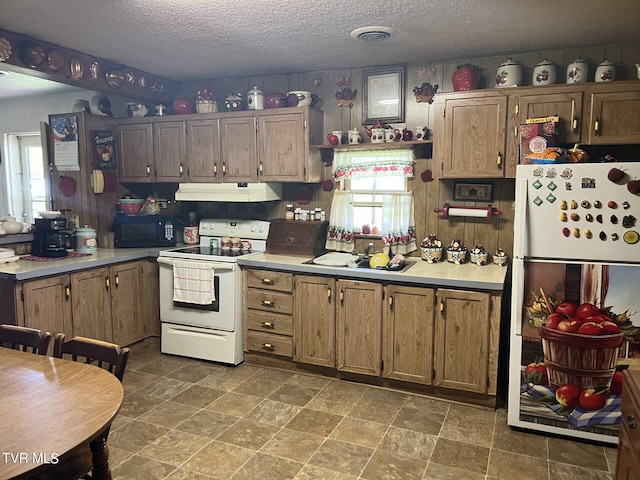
left=180, top=41, right=640, bottom=258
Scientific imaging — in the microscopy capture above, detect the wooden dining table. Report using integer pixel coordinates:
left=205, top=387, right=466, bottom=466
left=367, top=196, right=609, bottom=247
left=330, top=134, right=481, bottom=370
left=0, top=347, right=124, bottom=480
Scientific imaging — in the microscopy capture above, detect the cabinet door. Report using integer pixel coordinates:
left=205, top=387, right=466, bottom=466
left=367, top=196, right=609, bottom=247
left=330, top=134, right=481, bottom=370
left=220, top=116, right=258, bottom=182
left=71, top=268, right=113, bottom=342
left=616, top=427, right=640, bottom=480
left=140, top=259, right=160, bottom=337
left=22, top=275, right=73, bottom=340
left=336, top=279, right=382, bottom=376
left=294, top=275, right=336, bottom=367
left=118, top=123, right=154, bottom=182
left=258, top=112, right=306, bottom=182
left=110, top=262, right=143, bottom=346
left=585, top=90, right=640, bottom=144
left=187, top=119, right=221, bottom=182
left=434, top=289, right=490, bottom=393
left=154, top=121, right=187, bottom=182
left=441, top=96, right=507, bottom=178
left=383, top=285, right=435, bottom=385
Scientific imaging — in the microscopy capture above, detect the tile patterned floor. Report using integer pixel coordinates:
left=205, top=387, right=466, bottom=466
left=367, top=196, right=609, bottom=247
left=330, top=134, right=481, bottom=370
left=108, top=342, right=619, bottom=479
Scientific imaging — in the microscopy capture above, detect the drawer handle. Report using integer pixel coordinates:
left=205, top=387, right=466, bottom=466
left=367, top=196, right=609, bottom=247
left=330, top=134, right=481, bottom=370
left=262, top=343, right=275, bottom=351
left=262, top=300, right=274, bottom=307
left=628, top=413, right=637, bottom=429
left=261, top=278, right=273, bottom=285
left=594, top=117, right=600, bottom=136
left=572, top=117, right=578, bottom=134
left=262, top=321, right=275, bottom=329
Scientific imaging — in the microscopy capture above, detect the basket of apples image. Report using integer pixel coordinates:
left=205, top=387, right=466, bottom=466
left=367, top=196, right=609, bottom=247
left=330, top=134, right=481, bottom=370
left=538, top=301, right=624, bottom=392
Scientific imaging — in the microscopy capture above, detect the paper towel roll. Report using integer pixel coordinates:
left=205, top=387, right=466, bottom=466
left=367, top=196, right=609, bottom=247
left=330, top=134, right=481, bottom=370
left=448, top=207, right=488, bottom=218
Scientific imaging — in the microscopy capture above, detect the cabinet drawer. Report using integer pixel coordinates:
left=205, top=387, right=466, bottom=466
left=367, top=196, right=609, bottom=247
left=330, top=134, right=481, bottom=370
left=245, top=269, right=293, bottom=293
left=246, top=289, right=293, bottom=315
left=246, top=310, right=293, bottom=336
left=621, top=371, right=640, bottom=453
left=247, top=330, right=293, bottom=357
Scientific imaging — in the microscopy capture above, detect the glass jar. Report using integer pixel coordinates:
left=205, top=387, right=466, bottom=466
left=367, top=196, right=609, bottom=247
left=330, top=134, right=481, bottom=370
left=285, top=204, right=294, bottom=220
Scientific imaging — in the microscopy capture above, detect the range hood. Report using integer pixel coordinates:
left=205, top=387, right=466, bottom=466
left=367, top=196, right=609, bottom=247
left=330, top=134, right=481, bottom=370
left=175, top=183, right=282, bottom=202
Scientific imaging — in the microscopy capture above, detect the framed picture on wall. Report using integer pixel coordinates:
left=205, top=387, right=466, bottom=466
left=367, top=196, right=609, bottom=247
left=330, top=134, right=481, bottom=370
left=363, top=66, right=405, bottom=124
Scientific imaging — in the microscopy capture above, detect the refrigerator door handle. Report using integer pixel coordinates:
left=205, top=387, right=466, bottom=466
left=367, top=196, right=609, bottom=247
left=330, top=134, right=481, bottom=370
left=514, top=178, right=528, bottom=258
left=512, top=258, right=526, bottom=337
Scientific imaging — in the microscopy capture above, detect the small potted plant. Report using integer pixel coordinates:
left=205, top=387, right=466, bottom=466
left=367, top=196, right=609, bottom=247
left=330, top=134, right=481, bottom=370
left=196, top=88, right=218, bottom=113
left=412, top=82, right=439, bottom=104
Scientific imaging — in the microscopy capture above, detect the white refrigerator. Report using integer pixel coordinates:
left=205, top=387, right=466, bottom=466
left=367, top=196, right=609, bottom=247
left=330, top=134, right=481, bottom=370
left=508, top=162, right=640, bottom=445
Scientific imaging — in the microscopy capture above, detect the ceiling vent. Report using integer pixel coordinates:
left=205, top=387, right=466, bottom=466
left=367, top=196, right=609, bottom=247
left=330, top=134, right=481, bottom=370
left=350, top=26, right=395, bottom=42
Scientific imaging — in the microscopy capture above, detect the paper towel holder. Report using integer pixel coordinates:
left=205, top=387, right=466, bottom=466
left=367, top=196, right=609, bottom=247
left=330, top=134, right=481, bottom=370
left=434, top=203, right=502, bottom=221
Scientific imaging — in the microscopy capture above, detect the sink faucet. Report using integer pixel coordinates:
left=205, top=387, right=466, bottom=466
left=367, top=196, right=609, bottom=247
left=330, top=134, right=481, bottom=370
left=364, top=243, right=374, bottom=257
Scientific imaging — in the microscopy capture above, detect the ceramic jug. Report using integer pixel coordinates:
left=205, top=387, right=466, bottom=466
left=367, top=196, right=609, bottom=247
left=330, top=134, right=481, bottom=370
left=348, top=129, right=362, bottom=144
left=246, top=86, right=265, bottom=110
left=566, top=57, right=588, bottom=83
left=532, top=59, right=557, bottom=86
left=495, top=59, right=522, bottom=87
left=595, top=59, right=616, bottom=82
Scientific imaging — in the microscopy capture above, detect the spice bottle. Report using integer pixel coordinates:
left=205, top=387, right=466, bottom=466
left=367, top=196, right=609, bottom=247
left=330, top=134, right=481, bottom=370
left=285, top=204, right=294, bottom=220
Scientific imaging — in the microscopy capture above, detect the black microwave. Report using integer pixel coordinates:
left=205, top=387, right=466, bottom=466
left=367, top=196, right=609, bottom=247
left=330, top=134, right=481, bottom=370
left=114, top=215, right=176, bottom=248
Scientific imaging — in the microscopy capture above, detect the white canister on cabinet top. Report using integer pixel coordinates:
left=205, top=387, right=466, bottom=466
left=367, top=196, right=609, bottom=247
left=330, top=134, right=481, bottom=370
left=246, top=86, right=265, bottom=110
left=75, top=225, right=97, bottom=252
left=532, top=59, right=557, bottom=86
left=595, top=59, right=616, bottom=82
left=566, top=57, right=588, bottom=83
left=495, top=59, right=522, bottom=88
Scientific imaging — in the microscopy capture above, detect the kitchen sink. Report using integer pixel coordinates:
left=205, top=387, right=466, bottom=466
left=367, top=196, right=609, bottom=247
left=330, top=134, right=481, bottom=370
left=353, top=257, right=416, bottom=273
left=304, top=255, right=416, bottom=273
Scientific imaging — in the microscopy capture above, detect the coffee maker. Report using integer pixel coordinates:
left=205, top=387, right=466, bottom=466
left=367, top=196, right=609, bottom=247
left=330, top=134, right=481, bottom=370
left=32, top=217, right=70, bottom=257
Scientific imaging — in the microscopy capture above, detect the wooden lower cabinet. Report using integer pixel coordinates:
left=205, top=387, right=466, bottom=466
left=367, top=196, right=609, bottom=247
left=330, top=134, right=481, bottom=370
left=3, top=260, right=151, bottom=347
left=244, top=269, right=294, bottom=357
left=294, top=275, right=335, bottom=367
left=140, top=259, right=160, bottom=337
left=336, top=279, right=383, bottom=376
left=617, top=370, right=640, bottom=480
left=434, top=289, right=491, bottom=394
left=21, top=275, right=73, bottom=340
left=383, top=285, right=435, bottom=385
left=71, top=267, right=113, bottom=341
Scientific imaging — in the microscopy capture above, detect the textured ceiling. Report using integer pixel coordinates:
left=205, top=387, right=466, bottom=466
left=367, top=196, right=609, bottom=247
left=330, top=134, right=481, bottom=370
left=1, top=0, right=639, bottom=97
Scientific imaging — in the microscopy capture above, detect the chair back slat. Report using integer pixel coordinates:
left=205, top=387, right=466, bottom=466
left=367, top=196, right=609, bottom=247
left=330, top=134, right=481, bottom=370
left=0, top=324, right=52, bottom=355
left=53, top=335, right=129, bottom=382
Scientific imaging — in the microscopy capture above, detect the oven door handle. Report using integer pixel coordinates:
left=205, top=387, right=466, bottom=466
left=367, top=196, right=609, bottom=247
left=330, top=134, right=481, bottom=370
left=157, top=257, right=235, bottom=270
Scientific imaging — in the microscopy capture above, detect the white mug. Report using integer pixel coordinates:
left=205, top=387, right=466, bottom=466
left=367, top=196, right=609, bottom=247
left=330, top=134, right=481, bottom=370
left=415, top=126, right=428, bottom=140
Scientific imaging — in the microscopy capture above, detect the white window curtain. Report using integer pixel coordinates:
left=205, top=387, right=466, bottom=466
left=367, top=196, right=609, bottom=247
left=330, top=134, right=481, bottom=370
left=380, top=192, right=417, bottom=256
left=325, top=191, right=355, bottom=252
left=332, top=148, right=414, bottom=180
left=326, top=148, right=417, bottom=254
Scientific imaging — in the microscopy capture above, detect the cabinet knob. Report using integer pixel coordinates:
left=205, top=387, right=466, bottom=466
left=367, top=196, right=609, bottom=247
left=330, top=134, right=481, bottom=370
left=213, top=163, right=218, bottom=176
left=327, top=288, right=332, bottom=301
left=262, top=343, right=275, bottom=351
left=262, top=300, right=274, bottom=307
left=496, top=153, right=502, bottom=167
left=115, top=274, right=120, bottom=289
left=222, top=163, right=227, bottom=175
left=105, top=276, right=110, bottom=290
left=594, top=117, right=600, bottom=136
left=261, top=278, right=273, bottom=284
left=65, top=284, right=71, bottom=300
left=179, top=164, right=184, bottom=175
left=262, top=321, right=275, bottom=329
left=388, top=295, right=393, bottom=309
left=628, top=413, right=637, bottom=429
left=146, top=165, right=151, bottom=175
left=572, top=117, right=578, bottom=134
left=259, top=162, right=264, bottom=175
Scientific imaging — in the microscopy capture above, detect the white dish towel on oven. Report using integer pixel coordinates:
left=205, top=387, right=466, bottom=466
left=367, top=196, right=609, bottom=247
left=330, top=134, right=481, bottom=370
left=172, top=260, right=216, bottom=305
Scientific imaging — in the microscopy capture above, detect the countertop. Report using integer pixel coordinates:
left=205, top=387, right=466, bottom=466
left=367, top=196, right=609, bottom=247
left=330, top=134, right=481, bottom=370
left=237, top=253, right=509, bottom=291
left=0, top=248, right=163, bottom=280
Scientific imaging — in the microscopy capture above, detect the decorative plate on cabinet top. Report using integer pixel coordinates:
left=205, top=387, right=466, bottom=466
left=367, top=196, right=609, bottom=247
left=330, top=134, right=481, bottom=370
left=70, top=57, right=83, bottom=80
left=0, top=37, right=12, bottom=62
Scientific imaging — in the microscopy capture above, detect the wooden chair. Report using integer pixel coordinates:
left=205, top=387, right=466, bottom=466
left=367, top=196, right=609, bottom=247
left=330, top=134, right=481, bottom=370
left=0, top=324, right=52, bottom=355
left=34, top=335, right=130, bottom=480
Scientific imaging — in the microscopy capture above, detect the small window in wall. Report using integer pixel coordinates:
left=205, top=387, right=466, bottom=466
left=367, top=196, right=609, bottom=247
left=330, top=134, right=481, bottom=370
left=348, top=176, right=407, bottom=232
left=6, top=134, right=47, bottom=225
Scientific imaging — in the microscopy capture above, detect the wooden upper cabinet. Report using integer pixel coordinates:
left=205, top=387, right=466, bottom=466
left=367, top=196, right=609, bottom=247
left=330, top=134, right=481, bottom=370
left=434, top=289, right=490, bottom=394
left=585, top=87, right=640, bottom=144
left=186, top=119, right=221, bottom=182
left=258, top=112, right=306, bottom=182
left=439, top=94, right=508, bottom=178
left=154, top=121, right=186, bottom=182
left=220, top=116, right=258, bottom=182
left=118, top=123, right=154, bottom=182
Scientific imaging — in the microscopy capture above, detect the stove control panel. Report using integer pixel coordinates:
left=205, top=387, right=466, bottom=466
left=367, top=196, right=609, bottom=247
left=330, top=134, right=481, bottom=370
left=199, top=219, right=270, bottom=240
